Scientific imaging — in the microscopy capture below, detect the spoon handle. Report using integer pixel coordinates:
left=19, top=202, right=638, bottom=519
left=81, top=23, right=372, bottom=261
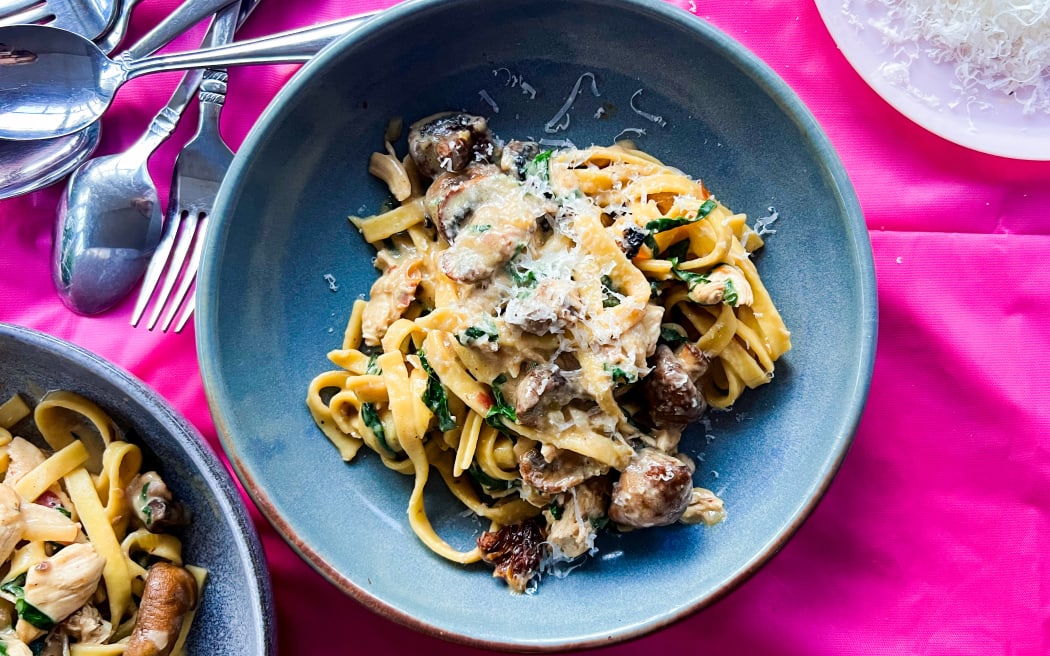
left=124, top=12, right=377, bottom=79
left=124, top=0, right=239, bottom=60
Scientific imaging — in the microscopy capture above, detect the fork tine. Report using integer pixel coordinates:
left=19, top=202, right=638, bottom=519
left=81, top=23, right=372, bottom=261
left=146, top=210, right=199, bottom=331
left=131, top=209, right=183, bottom=327
left=161, top=214, right=208, bottom=332
left=0, top=3, right=51, bottom=25
left=172, top=287, right=197, bottom=334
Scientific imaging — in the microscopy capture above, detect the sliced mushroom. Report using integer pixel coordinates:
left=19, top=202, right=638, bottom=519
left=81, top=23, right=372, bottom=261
left=424, top=164, right=503, bottom=243
left=518, top=444, right=606, bottom=495
left=437, top=179, right=547, bottom=283
left=676, top=342, right=710, bottom=383
left=609, top=448, right=695, bottom=528
left=124, top=563, right=198, bottom=656
left=616, top=223, right=648, bottom=259
left=360, top=249, right=424, bottom=346
left=61, top=604, right=112, bottom=644
left=498, top=140, right=542, bottom=180
left=685, top=264, right=753, bottom=306
left=407, top=112, right=498, bottom=179
left=0, top=483, right=25, bottom=563
left=17, top=543, right=105, bottom=643
left=127, top=472, right=190, bottom=534
left=513, top=365, right=574, bottom=426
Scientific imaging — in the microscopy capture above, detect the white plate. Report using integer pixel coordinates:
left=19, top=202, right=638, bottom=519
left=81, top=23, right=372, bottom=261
left=814, top=0, right=1050, bottom=160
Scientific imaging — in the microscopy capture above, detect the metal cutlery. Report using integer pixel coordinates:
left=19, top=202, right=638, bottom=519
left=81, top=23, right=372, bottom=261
left=0, top=10, right=378, bottom=141
left=132, top=9, right=239, bottom=332
left=0, top=0, right=114, bottom=39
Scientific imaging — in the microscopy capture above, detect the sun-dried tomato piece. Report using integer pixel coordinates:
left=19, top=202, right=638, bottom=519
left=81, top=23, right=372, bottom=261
left=477, top=518, right=547, bottom=593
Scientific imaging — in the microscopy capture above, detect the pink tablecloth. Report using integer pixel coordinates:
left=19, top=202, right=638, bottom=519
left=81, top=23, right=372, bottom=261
left=3, top=0, right=1049, bottom=653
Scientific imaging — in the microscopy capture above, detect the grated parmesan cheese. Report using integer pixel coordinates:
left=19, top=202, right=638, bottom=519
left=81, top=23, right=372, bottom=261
left=850, top=0, right=1050, bottom=114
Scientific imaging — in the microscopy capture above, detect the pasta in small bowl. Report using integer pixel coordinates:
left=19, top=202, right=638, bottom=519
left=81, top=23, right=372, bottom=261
left=0, top=324, right=273, bottom=656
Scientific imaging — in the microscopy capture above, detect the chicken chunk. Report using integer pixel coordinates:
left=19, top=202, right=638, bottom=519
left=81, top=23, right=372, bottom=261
left=4, top=437, right=45, bottom=488
left=0, top=483, right=25, bottom=564
left=61, top=604, right=112, bottom=644
left=545, top=477, right=612, bottom=559
left=407, top=112, right=498, bottom=179
left=361, top=249, right=424, bottom=347
left=17, top=543, right=105, bottom=643
left=609, top=448, right=694, bottom=528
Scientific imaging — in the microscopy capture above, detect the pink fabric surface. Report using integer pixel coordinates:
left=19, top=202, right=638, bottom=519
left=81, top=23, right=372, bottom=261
left=2, top=0, right=1049, bottom=653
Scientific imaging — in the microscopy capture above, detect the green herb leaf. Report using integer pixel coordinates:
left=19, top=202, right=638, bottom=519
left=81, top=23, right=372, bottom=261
left=644, top=216, right=695, bottom=233
left=723, top=277, right=739, bottom=306
left=139, top=481, right=150, bottom=502
left=1, top=573, right=26, bottom=598
left=525, top=149, right=554, bottom=182
left=600, top=275, right=621, bottom=308
left=659, top=325, right=688, bottom=346
left=671, top=263, right=710, bottom=290
left=590, top=515, right=610, bottom=530
left=468, top=463, right=518, bottom=491
left=55, top=506, right=71, bottom=519
left=0, top=640, right=9, bottom=656
left=663, top=239, right=690, bottom=263
left=469, top=224, right=492, bottom=233
left=605, top=364, right=638, bottom=385
left=485, top=374, right=518, bottom=427
left=457, top=326, right=498, bottom=346
left=361, top=403, right=393, bottom=454
left=141, top=503, right=153, bottom=525
left=15, top=599, right=53, bottom=631
left=366, top=353, right=382, bottom=376
left=548, top=503, right=563, bottom=520
left=419, top=351, right=457, bottom=432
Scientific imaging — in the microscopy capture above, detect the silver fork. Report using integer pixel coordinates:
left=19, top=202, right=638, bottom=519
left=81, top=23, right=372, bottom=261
left=0, top=0, right=115, bottom=39
left=132, top=5, right=239, bottom=333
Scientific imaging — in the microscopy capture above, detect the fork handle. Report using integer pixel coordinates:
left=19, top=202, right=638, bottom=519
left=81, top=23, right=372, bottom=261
left=125, top=12, right=377, bottom=79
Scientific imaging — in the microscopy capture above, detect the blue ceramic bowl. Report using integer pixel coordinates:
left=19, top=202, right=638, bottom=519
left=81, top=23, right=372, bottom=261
left=0, top=324, right=274, bottom=655
left=200, top=0, right=876, bottom=649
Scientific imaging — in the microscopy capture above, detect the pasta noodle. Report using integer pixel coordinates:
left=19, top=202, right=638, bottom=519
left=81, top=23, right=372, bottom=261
left=0, top=390, right=203, bottom=654
left=308, top=112, right=791, bottom=592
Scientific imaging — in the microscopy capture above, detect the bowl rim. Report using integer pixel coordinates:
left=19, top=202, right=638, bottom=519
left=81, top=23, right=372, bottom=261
left=200, top=0, right=878, bottom=650
left=0, top=322, right=276, bottom=655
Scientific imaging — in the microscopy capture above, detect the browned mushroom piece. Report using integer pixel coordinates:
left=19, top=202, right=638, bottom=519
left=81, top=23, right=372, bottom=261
left=608, top=448, right=695, bottom=528
left=407, top=112, right=498, bottom=179
left=643, top=344, right=706, bottom=429
left=476, top=518, right=548, bottom=593
left=424, top=164, right=504, bottom=244
left=127, top=472, right=190, bottom=533
left=513, top=365, right=574, bottom=425
left=517, top=444, right=606, bottom=495
left=124, top=563, right=199, bottom=656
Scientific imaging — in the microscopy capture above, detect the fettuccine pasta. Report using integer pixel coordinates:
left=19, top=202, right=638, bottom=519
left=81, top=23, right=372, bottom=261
left=0, top=391, right=204, bottom=655
left=308, top=112, right=790, bottom=592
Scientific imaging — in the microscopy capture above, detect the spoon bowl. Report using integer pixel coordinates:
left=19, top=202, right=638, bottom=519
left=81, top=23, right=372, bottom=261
left=53, top=145, right=163, bottom=314
left=0, top=124, right=99, bottom=200
left=0, top=25, right=120, bottom=141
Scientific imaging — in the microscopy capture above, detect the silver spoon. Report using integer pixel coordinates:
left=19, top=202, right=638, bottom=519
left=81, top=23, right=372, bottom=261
left=0, top=12, right=376, bottom=141
left=94, top=0, right=145, bottom=55
left=0, top=0, right=252, bottom=199
left=53, top=2, right=261, bottom=315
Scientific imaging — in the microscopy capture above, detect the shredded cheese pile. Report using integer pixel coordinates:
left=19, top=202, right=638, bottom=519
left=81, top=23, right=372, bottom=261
left=857, top=0, right=1050, bottom=113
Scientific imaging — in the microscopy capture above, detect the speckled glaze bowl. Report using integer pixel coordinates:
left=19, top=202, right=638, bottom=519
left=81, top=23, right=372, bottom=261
left=0, top=323, right=274, bottom=655
left=199, top=0, right=876, bottom=650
